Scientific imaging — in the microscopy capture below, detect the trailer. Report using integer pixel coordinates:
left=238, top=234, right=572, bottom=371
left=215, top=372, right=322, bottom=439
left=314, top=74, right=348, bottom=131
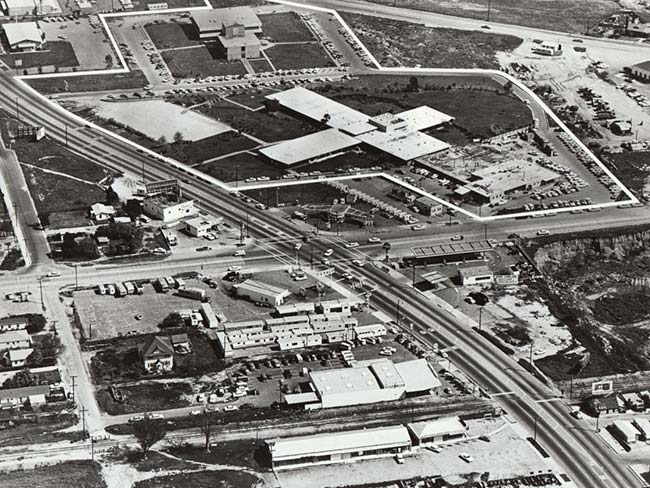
left=176, top=286, right=209, bottom=302
left=97, top=284, right=106, bottom=295
left=156, top=277, right=169, bottom=292
left=165, top=276, right=177, bottom=288
left=134, top=283, right=144, bottom=294
left=106, top=284, right=116, bottom=295
left=123, top=282, right=135, bottom=295
left=114, top=282, right=127, bottom=297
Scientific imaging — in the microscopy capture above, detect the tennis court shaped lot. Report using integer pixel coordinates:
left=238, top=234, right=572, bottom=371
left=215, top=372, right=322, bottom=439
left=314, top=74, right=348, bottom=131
left=91, top=99, right=232, bottom=142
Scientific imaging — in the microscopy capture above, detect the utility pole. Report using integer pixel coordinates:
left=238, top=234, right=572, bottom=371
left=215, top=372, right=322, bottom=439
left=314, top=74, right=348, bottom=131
left=478, top=307, right=483, bottom=331
left=487, top=0, right=491, bottom=22
left=529, top=339, right=535, bottom=373
left=64, top=122, right=68, bottom=147
left=395, top=299, right=401, bottom=327
left=141, top=159, right=146, bottom=185
left=246, top=214, right=250, bottom=238
left=74, top=264, right=78, bottom=289
left=38, top=276, right=44, bottom=310
left=70, top=375, right=77, bottom=404
left=411, top=261, right=416, bottom=287
left=533, top=413, right=538, bottom=442
left=80, top=405, right=88, bottom=440
left=15, top=97, right=19, bottom=122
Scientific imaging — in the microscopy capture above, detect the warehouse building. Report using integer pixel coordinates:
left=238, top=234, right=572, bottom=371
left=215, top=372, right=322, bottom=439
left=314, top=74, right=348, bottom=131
left=266, top=425, right=412, bottom=470
left=1, top=0, right=61, bottom=17
left=2, top=22, right=43, bottom=52
left=413, top=195, right=444, bottom=217
left=143, top=194, right=195, bottom=223
left=259, top=129, right=358, bottom=166
left=264, top=87, right=452, bottom=165
left=630, top=60, right=650, bottom=81
left=611, top=420, right=640, bottom=446
left=234, top=279, right=290, bottom=307
left=407, top=417, right=467, bottom=445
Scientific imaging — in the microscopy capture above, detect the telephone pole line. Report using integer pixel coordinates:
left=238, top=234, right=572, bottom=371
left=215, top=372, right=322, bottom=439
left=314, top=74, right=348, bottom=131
left=70, top=375, right=77, bottom=404
left=80, top=405, right=88, bottom=440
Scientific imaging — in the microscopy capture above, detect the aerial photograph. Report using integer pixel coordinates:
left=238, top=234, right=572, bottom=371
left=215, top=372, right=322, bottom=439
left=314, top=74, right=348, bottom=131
left=1, top=0, right=650, bottom=486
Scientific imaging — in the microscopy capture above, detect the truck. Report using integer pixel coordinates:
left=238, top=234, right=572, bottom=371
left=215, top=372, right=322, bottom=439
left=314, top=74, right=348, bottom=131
left=165, top=277, right=177, bottom=288
left=106, top=284, right=116, bottom=295
left=96, top=284, right=106, bottom=295
left=134, top=282, right=144, bottom=294
left=123, top=282, right=135, bottom=295
left=114, top=282, right=127, bottom=297
left=156, top=277, right=169, bottom=293
left=177, top=287, right=209, bottom=302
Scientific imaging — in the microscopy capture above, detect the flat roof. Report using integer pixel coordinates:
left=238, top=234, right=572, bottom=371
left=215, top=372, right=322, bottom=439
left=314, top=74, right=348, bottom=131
left=192, top=7, right=261, bottom=32
left=468, top=160, right=560, bottom=195
left=310, top=365, right=381, bottom=396
left=408, top=416, right=466, bottom=439
left=395, top=359, right=441, bottom=392
left=632, top=60, right=650, bottom=73
left=458, top=264, right=493, bottom=277
left=236, top=279, right=289, bottom=297
left=369, top=360, right=405, bottom=389
left=356, top=130, right=449, bottom=161
left=266, top=87, right=376, bottom=136
left=411, top=240, right=494, bottom=258
left=284, top=391, right=319, bottom=405
left=267, top=425, right=411, bottom=461
left=275, top=302, right=315, bottom=314
left=397, top=106, right=454, bottom=131
left=259, top=128, right=358, bottom=165
left=219, top=31, right=260, bottom=48
left=613, top=420, right=639, bottom=439
left=0, top=315, right=28, bottom=325
left=633, top=418, right=650, bottom=436
left=2, top=21, right=41, bottom=45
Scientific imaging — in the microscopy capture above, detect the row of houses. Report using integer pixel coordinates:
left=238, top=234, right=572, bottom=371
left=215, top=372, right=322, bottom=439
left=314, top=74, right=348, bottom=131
left=267, top=416, right=466, bottom=470
left=0, top=319, right=33, bottom=368
left=592, top=391, right=650, bottom=415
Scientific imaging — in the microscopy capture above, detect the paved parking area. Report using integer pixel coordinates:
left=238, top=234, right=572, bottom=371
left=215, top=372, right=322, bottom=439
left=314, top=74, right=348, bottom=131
left=40, top=17, right=114, bottom=70
left=276, top=418, right=552, bottom=488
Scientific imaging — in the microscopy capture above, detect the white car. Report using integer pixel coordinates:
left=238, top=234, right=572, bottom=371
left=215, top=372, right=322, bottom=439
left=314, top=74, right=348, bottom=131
left=450, top=234, right=463, bottom=241
left=352, top=259, right=364, bottom=267
left=537, top=229, right=550, bottom=236
left=228, top=265, right=242, bottom=272
left=294, top=243, right=303, bottom=251
left=223, top=405, right=239, bottom=411
left=190, top=409, right=202, bottom=416
left=147, top=413, right=164, bottom=420
left=321, top=258, right=330, bottom=265
left=367, top=237, right=382, bottom=243
left=233, top=250, right=246, bottom=257
left=411, top=224, right=425, bottom=231
left=345, top=242, right=360, bottom=249
left=46, top=271, right=61, bottom=277
left=128, top=415, right=143, bottom=423
left=459, top=453, right=474, bottom=463
left=323, top=248, right=334, bottom=257
left=570, top=409, right=584, bottom=419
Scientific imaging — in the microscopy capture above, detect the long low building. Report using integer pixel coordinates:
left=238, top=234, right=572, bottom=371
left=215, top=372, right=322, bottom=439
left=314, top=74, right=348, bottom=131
left=266, top=425, right=412, bottom=469
left=259, top=128, right=359, bottom=166
left=407, top=416, right=467, bottom=445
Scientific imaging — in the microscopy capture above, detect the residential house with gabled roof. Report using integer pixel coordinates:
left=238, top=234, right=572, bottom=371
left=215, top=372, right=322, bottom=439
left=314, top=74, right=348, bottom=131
left=139, top=336, right=174, bottom=373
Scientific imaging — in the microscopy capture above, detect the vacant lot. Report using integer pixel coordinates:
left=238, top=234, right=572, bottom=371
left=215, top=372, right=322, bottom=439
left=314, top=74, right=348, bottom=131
left=259, top=12, right=314, bottom=42
left=265, top=43, right=334, bottom=70
left=199, top=151, right=284, bottom=182
left=134, top=471, right=259, bottom=488
left=167, top=439, right=266, bottom=470
left=360, top=0, right=618, bottom=34
left=602, top=151, right=650, bottom=194
left=244, top=182, right=344, bottom=207
left=1, top=42, right=79, bottom=70
left=21, top=166, right=105, bottom=228
left=198, top=101, right=314, bottom=143
left=26, top=70, right=149, bottom=94
left=145, top=21, right=199, bottom=49
left=343, top=13, right=522, bottom=69
left=96, top=381, right=191, bottom=415
left=161, top=131, right=258, bottom=164
left=0, top=461, right=105, bottom=488
left=162, top=48, right=247, bottom=78
left=0, top=413, right=78, bottom=447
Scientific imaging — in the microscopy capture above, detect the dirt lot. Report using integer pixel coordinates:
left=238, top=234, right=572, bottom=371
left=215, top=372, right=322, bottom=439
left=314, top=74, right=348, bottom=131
left=342, top=13, right=522, bottom=69
left=264, top=43, right=335, bottom=70
left=243, top=182, right=345, bottom=207
left=259, top=11, right=314, bottom=42
left=96, top=381, right=191, bottom=415
left=0, top=461, right=106, bottom=488
left=360, top=0, right=619, bottom=34
left=26, top=70, right=149, bottom=94
left=133, top=470, right=259, bottom=488
left=162, top=47, right=247, bottom=78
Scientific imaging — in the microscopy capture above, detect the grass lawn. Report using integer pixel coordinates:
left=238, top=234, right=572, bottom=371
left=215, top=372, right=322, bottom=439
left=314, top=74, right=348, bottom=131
left=243, top=182, right=344, bottom=207
left=25, top=70, right=149, bottom=95
left=139, top=0, right=204, bottom=8
left=602, top=152, right=649, bottom=194
left=1, top=41, right=79, bottom=70
left=134, top=470, right=259, bottom=488
left=248, top=58, right=273, bottom=74
left=197, top=102, right=314, bottom=142
left=199, top=151, right=284, bottom=182
left=0, top=461, right=106, bottom=488
left=360, top=0, right=618, bottom=34
left=11, top=137, right=114, bottom=183
left=96, top=381, right=191, bottom=415
left=342, top=13, right=522, bottom=69
left=145, top=22, right=199, bottom=50
left=264, top=43, right=335, bottom=70
left=166, top=439, right=268, bottom=470
left=0, top=413, right=78, bottom=447
left=259, top=12, right=314, bottom=42
left=159, top=131, right=258, bottom=164
left=21, top=166, right=106, bottom=227
left=162, top=48, right=247, bottom=78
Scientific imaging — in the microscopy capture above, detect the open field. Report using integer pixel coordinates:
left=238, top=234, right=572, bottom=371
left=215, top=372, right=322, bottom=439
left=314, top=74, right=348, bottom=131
left=167, top=439, right=265, bottom=470
left=26, top=70, right=149, bottom=94
left=0, top=413, right=78, bottom=447
left=0, top=461, right=106, bottom=488
left=264, top=43, right=335, bottom=70
left=342, top=13, right=522, bottom=69
left=96, top=381, right=191, bottom=415
left=361, top=0, right=619, bottom=34
left=161, top=132, right=258, bottom=163
left=21, top=166, right=105, bottom=228
left=145, top=21, right=199, bottom=49
left=134, top=470, right=259, bottom=488
left=259, top=12, right=314, bottom=42
left=0, top=42, right=79, bottom=70
left=198, top=151, right=284, bottom=182
left=244, top=182, right=344, bottom=207
left=162, top=48, right=247, bottom=78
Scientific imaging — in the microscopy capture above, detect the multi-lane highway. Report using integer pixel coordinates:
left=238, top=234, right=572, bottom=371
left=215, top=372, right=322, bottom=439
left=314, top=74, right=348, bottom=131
left=0, top=63, right=643, bottom=487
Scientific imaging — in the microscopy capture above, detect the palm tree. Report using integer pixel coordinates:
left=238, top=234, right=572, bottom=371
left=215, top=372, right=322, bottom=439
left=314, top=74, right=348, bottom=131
left=383, top=242, right=392, bottom=262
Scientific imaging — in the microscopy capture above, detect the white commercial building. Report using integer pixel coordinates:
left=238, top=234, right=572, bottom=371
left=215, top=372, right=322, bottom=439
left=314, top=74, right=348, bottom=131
left=407, top=417, right=467, bottom=445
left=2, top=0, right=61, bottom=17
left=259, top=128, right=359, bottom=166
left=143, top=195, right=195, bottom=223
left=353, top=323, right=387, bottom=340
left=2, top=22, right=43, bottom=52
left=458, top=263, right=494, bottom=286
left=185, top=216, right=213, bottom=237
left=90, top=203, right=117, bottom=223
left=611, top=420, right=640, bottom=445
left=266, top=425, right=412, bottom=470
left=234, top=279, right=290, bottom=307
left=633, top=418, right=650, bottom=441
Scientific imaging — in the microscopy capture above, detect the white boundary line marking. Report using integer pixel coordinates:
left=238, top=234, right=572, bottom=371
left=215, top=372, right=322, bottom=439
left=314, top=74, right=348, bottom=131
left=11, top=0, right=637, bottom=222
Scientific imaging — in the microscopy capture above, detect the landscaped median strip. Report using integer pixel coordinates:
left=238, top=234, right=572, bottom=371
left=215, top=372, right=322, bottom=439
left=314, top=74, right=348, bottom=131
left=11, top=0, right=638, bottom=222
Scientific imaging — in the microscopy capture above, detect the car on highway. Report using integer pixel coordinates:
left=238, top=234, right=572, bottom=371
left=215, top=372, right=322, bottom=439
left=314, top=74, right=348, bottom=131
left=223, top=405, right=239, bottom=411
left=233, top=249, right=246, bottom=257
left=190, top=409, right=202, bottom=416
left=196, top=246, right=211, bottom=252
left=344, top=241, right=360, bottom=248
left=321, top=258, right=330, bottom=265
left=46, top=271, right=61, bottom=277
left=323, top=248, right=334, bottom=257
left=294, top=243, right=303, bottom=251
left=481, top=24, right=490, bottom=29
left=367, top=237, right=382, bottom=243
left=450, top=234, right=463, bottom=241
left=411, top=224, right=425, bottom=231
left=147, top=413, right=164, bottom=420
left=255, top=203, right=267, bottom=210
left=228, top=265, right=242, bottom=272
left=537, top=229, right=550, bottom=236
left=352, top=259, right=364, bottom=267
left=459, top=453, right=474, bottom=463
left=128, top=415, right=143, bottom=423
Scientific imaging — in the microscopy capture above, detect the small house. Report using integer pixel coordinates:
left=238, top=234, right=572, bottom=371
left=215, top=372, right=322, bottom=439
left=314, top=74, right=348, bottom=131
left=139, top=336, right=174, bottom=373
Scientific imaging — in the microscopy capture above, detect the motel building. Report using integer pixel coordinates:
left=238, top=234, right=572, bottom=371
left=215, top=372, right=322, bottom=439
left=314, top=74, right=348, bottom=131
left=266, top=425, right=412, bottom=470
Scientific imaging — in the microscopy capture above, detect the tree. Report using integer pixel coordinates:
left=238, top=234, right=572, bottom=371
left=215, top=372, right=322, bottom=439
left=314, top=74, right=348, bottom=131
left=3, top=369, right=37, bottom=389
left=27, top=314, right=46, bottom=334
left=157, top=135, right=167, bottom=146
left=199, top=410, right=216, bottom=452
left=39, top=333, right=63, bottom=360
left=105, top=54, right=113, bottom=67
left=383, top=242, right=392, bottom=262
left=27, top=347, right=43, bottom=367
left=172, top=131, right=184, bottom=144
left=161, top=312, right=184, bottom=329
left=133, top=416, right=167, bottom=459
left=407, top=76, right=419, bottom=92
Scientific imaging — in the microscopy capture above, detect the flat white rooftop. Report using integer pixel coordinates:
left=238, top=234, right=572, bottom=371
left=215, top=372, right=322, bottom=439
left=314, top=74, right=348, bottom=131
left=356, top=130, right=449, bottom=161
left=397, top=106, right=454, bottom=131
left=259, top=128, right=359, bottom=165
